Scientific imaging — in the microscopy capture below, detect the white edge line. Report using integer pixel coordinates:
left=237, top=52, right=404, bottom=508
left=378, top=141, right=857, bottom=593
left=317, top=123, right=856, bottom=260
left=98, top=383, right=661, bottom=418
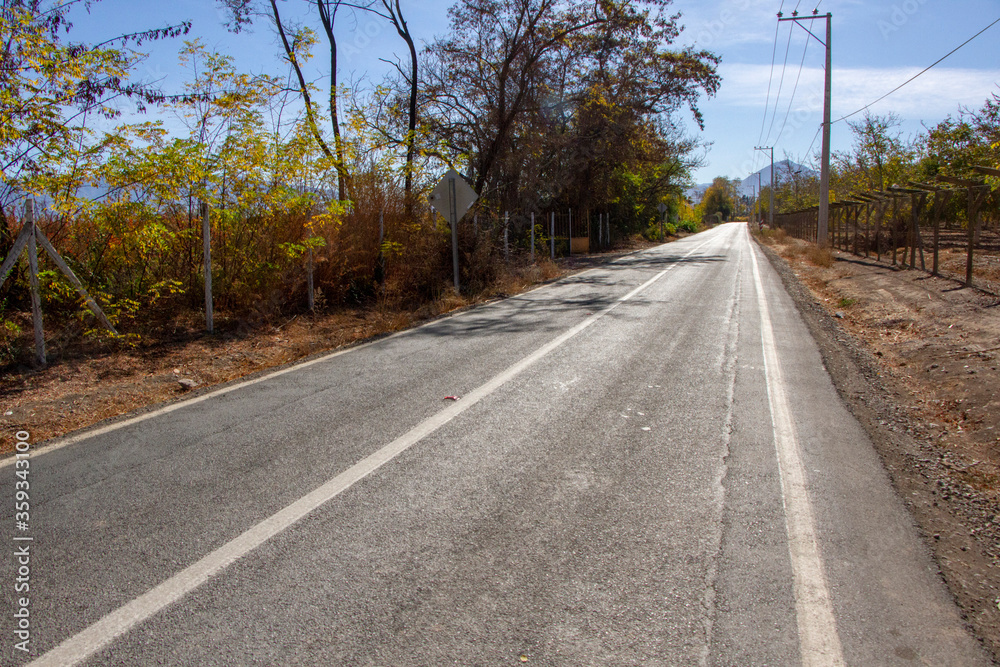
left=747, top=229, right=845, bottom=667
left=28, top=234, right=718, bottom=667
left=1, top=231, right=714, bottom=468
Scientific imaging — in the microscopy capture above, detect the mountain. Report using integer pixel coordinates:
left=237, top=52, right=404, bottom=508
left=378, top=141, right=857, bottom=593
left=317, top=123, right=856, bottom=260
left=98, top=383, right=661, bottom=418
left=685, top=160, right=817, bottom=203
left=736, top=159, right=816, bottom=197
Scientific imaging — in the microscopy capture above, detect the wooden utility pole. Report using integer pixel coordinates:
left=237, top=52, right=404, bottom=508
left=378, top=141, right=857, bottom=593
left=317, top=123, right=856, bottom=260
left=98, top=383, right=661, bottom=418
left=780, top=10, right=832, bottom=246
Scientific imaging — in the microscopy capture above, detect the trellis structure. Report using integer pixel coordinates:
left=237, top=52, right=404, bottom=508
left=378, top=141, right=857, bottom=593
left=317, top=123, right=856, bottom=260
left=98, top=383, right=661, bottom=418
left=770, top=167, right=997, bottom=291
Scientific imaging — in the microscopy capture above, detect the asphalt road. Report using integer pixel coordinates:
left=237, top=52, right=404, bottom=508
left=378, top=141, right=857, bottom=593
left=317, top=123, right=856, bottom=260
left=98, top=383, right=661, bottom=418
left=1, top=223, right=990, bottom=665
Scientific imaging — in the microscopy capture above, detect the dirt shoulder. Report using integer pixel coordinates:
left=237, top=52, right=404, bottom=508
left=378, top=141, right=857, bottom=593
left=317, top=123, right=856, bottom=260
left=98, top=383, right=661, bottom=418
left=756, top=233, right=1000, bottom=663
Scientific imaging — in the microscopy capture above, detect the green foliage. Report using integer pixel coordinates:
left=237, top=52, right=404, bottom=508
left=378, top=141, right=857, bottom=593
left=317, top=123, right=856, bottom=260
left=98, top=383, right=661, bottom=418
left=0, top=1, right=189, bottom=211
left=676, top=219, right=700, bottom=233
left=699, top=177, right=736, bottom=221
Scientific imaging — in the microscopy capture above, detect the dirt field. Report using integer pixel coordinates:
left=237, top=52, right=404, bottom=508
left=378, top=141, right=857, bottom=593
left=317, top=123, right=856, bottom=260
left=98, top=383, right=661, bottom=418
left=758, top=230, right=1000, bottom=662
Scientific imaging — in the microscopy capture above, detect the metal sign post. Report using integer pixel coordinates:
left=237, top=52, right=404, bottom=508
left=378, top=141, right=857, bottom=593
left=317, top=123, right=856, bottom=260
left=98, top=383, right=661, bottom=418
left=430, top=169, right=478, bottom=293
left=657, top=203, right=668, bottom=240
left=449, top=177, right=459, bottom=290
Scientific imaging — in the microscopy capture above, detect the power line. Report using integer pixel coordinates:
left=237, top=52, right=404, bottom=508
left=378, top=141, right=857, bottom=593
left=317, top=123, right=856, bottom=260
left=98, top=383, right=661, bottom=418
left=764, top=23, right=795, bottom=145
left=834, top=15, right=1000, bottom=124
left=805, top=123, right=822, bottom=160
left=774, top=28, right=811, bottom=145
left=757, top=20, right=782, bottom=149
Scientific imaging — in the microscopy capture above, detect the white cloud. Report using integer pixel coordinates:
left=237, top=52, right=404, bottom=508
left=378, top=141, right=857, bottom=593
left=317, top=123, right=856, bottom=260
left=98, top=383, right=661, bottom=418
left=716, top=63, right=1000, bottom=120
left=675, top=0, right=780, bottom=48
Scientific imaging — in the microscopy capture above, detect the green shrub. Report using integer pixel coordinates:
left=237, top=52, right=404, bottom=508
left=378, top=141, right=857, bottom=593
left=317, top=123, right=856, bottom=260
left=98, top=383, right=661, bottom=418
left=677, top=219, right=700, bottom=233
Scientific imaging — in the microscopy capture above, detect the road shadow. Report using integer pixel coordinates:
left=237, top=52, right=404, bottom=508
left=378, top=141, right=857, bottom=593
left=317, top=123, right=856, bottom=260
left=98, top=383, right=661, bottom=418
left=409, top=253, right=724, bottom=340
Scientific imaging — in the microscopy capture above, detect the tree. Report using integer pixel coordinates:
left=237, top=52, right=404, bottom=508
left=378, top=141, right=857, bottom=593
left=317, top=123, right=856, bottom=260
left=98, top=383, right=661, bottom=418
left=341, top=1, right=419, bottom=204
left=0, top=0, right=190, bottom=214
left=220, top=0, right=352, bottom=200
left=699, top=177, right=734, bottom=221
left=419, top=0, right=718, bottom=216
left=835, top=111, right=912, bottom=193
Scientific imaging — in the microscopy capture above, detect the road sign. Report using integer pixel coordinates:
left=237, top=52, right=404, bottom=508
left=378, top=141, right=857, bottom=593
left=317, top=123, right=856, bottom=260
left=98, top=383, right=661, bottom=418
left=657, top=203, right=668, bottom=214
left=429, top=169, right=478, bottom=292
left=430, top=169, right=478, bottom=220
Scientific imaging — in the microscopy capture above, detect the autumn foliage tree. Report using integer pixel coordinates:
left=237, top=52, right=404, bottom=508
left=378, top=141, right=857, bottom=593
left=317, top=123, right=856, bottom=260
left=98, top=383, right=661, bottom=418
left=418, top=0, right=718, bottom=224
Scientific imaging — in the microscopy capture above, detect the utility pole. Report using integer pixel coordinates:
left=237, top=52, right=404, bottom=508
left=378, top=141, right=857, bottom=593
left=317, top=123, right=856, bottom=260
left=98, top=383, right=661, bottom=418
left=757, top=173, right=763, bottom=228
left=779, top=9, right=832, bottom=246
left=755, top=146, right=774, bottom=228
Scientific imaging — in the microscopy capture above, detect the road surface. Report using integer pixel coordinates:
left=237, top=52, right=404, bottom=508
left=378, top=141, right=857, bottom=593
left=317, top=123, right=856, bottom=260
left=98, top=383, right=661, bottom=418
left=1, top=223, right=990, bottom=665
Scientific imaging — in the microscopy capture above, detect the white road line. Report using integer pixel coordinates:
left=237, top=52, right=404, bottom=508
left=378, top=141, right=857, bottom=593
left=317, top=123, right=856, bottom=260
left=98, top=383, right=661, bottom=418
left=748, top=230, right=846, bottom=667
left=28, top=235, right=719, bottom=667
left=0, top=231, right=710, bottom=469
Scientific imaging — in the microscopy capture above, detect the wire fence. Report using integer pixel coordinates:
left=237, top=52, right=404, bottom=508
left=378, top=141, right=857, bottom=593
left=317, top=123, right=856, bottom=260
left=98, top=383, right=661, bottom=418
left=471, top=209, right=618, bottom=260
left=1, top=198, right=628, bottom=366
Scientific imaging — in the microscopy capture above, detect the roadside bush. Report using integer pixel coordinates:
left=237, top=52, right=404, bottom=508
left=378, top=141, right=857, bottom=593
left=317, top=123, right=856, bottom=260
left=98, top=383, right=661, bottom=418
left=677, top=219, right=700, bottom=233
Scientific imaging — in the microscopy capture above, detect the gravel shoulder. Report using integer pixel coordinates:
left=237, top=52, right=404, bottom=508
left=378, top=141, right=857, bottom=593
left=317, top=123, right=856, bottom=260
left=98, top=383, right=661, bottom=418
left=756, top=233, right=1000, bottom=663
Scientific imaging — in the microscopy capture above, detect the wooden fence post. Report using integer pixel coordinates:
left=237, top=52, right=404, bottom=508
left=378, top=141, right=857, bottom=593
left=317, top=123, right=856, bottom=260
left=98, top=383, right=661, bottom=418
left=201, top=201, right=213, bottom=333
left=33, top=227, right=117, bottom=334
left=567, top=209, right=572, bottom=257
left=550, top=212, right=555, bottom=260
left=504, top=211, right=509, bottom=263
left=966, top=186, right=989, bottom=287
left=914, top=192, right=927, bottom=271
left=932, top=190, right=945, bottom=276
left=307, top=246, right=315, bottom=312
left=25, top=201, right=45, bottom=367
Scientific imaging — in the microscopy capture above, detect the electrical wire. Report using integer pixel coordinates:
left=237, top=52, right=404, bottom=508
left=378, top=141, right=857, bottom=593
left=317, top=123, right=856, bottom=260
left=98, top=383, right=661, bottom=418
left=757, top=20, right=782, bottom=149
left=774, top=30, right=810, bottom=145
left=764, top=23, right=795, bottom=145
left=805, top=123, right=822, bottom=160
left=833, top=15, right=1000, bottom=124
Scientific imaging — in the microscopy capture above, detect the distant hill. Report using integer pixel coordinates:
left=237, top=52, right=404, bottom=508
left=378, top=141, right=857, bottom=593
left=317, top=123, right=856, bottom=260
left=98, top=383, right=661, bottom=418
left=736, top=159, right=816, bottom=197
left=685, top=160, right=816, bottom=203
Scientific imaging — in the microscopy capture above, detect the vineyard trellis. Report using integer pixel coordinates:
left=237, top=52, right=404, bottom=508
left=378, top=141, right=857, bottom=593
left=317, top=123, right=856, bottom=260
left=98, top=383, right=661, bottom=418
left=770, top=166, right=1000, bottom=293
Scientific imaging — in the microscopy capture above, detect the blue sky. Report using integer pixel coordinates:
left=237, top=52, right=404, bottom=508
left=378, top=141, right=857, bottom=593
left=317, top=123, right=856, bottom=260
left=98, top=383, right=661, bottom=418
left=71, top=0, right=1000, bottom=185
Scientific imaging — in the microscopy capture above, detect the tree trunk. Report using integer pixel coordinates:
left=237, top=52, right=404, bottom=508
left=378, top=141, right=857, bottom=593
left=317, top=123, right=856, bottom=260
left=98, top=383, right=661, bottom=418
left=317, top=0, right=350, bottom=202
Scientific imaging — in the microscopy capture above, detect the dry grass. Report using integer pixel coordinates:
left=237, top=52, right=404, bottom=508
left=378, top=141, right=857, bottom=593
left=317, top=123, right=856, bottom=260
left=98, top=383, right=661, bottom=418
left=757, top=228, right=788, bottom=245
left=803, top=245, right=834, bottom=267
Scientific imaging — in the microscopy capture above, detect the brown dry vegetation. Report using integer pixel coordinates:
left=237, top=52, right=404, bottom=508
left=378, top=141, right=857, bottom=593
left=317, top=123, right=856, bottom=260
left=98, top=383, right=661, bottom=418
left=758, top=228, right=1000, bottom=660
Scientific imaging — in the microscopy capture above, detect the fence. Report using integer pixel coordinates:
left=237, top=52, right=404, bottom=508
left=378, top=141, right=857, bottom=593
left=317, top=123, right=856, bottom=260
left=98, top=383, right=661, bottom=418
left=771, top=172, right=999, bottom=293
left=472, top=209, right=616, bottom=261
left=0, top=198, right=629, bottom=366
